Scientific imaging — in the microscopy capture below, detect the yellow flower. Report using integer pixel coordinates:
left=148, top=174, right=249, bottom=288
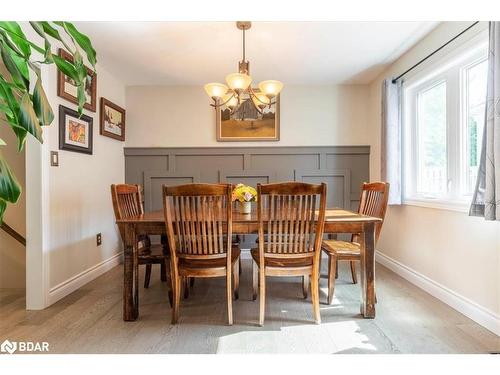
left=232, top=184, right=257, bottom=202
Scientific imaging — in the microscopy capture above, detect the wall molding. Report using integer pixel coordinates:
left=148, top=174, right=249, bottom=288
left=376, top=251, right=500, bottom=337
left=47, top=252, right=123, bottom=306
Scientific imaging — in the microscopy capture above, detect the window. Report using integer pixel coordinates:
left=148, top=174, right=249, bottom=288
left=404, top=33, right=488, bottom=211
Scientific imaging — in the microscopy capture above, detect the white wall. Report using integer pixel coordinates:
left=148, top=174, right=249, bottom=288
left=125, top=85, right=371, bottom=147
left=368, top=22, right=500, bottom=334
left=42, top=62, right=126, bottom=301
left=0, top=115, right=26, bottom=289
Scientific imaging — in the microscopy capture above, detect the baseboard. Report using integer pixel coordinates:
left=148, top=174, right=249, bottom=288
left=376, top=251, right=500, bottom=337
left=47, top=252, right=123, bottom=306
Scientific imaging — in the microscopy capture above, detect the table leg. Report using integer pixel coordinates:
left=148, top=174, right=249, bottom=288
left=359, top=222, right=376, bottom=318
left=123, top=223, right=139, bottom=321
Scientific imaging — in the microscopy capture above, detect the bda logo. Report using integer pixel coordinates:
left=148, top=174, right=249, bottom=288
left=1, top=339, right=17, bottom=354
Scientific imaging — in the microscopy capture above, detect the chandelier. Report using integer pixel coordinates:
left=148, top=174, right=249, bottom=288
left=204, top=21, right=283, bottom=114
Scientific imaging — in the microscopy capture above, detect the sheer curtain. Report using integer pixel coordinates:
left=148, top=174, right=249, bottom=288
left=381, top=79, right=403, bottom=205
left=469, top=22, right=500, bottom=220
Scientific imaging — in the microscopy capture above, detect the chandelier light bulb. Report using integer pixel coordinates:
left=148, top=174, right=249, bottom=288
left=258, top=80, right=283, bottom=98
left=204, top=83, right=228, bottom=99
left=226, top=73, right=252, bottom=91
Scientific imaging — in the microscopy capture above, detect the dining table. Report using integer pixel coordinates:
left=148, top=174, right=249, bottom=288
left=116, top=207, right=381, bottom=322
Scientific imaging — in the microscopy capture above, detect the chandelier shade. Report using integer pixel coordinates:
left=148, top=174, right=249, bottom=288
left=225, top=73, right=252, bottom=91
left=258, top=80, right=284, bottom=98
left=204, top=83, right=228, bottom=99
left=204, top=21, right=283, bottom=116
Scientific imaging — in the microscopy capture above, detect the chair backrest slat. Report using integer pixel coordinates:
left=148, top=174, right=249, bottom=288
left=111, top=184, right=144, bottom=242
left=257, top=182, right=327, bottom=259
left=354, top=182, right=390, bottom=243
left=163, top=183, right=232, bottom=260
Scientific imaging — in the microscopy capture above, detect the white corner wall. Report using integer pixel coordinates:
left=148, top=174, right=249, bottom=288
left=125, top=85, right=371, bottom=147
left=40, top=62, right=126, bottom=306
left=368, top=21, right=500, bottom=335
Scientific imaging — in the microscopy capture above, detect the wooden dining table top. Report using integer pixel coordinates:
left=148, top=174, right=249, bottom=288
left=116, top=207, right=382, bottom=224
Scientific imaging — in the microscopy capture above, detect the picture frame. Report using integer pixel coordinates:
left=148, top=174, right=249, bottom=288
left=59, top=105, right=93, bottom=155
left=57, top=48, right=97, bottom=112
left=100, top=97, right=126, bottom=141
left=216, top=92, right=280, bottom=142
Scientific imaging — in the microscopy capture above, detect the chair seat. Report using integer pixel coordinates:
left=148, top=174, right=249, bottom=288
left=138, top=244, right=169, bottom=264
left=322, top=240, right=361, bottom=257
left=179, top=246, right=241, bottom=269
left=250, top=248, right=313, bottom=267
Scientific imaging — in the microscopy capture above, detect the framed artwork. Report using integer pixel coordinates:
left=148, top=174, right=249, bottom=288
left=100, top=97, right=126, bottom=141
left=59, top=105, right=93, bottom=155
left=216, top=91, right=280, bottom=141
left=57, top=48, right=97, bottom=112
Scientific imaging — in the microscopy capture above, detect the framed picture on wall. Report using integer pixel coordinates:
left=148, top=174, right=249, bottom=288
left=59, top=105, right=93, bottom=155
left=57, top=48, right=97, bottom=112
left=100, top=97, right=126, bottom=141
left=216, top=91, right=280, bottom=141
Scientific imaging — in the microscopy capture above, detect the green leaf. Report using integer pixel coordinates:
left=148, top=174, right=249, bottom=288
left=0, top=76, right=20, bottom=119
left=39, top=21, right=63, bottom=41
left=52, top=54, right=79, bottom=82
left=0, top=199, right=6, bottom=224
left=0, top=41, right=29, bottom=89
left=10, top=126, right=27, bottom=152
left=29, top=22, right=55, bottom=63
left=0, top=26, right=44, bottom=55
left=59, top=22, right=96, bottom=68
left=17, top=92, right=43, bottom=142
left=0, top=150, right=21, bottom=204
left=0, top=21, right=31, bottom=58
left=77, top=85, right=86, bottom=114
left=33, top=77, right=54, bottom=126
left=0, top=102, right=13, bottom=117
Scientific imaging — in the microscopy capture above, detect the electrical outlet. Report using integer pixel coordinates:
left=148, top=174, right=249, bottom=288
left=96, top=233, right=102, bottom=246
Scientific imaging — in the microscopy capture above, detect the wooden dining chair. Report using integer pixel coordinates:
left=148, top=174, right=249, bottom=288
left=252, top=182, right=327, bottom=325
left=321, top=182, right=389, bottom=304
left=163, top=183, right=240, bottom=325
left=111, top=184, right=170, bottom=290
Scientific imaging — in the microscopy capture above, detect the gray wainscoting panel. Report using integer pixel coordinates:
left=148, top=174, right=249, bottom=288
left=124, top=146, right=370, bottom=212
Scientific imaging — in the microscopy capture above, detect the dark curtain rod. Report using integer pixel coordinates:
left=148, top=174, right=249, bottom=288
left=392, top=21, right=480, bottom=84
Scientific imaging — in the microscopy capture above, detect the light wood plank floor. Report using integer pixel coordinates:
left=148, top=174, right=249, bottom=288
left=1, top=259, right=499, bottom=354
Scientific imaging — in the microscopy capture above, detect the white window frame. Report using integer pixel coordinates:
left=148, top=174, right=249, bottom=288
left=403, top=31, right=488, bottom=212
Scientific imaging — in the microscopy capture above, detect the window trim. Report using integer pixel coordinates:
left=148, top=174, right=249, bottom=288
left=402, top=31, right=488, bottom=212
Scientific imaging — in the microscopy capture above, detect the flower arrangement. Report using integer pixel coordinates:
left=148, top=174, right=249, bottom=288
left=232, top=184, right=258, bottom=202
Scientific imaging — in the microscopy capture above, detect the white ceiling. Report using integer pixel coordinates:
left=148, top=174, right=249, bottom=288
left=74, top=21, right=438, bottom=86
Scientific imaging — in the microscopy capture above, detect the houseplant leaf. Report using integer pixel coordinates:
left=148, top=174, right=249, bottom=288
left=58, top=22, right=97, bottom=68
left=0, top=151, right=21, bottom=213
left=52, top=54, right=79, bottom=82
left=0, top=41, right=29, bottom=89
left=0, top=21, right=31, bottom=58
left=17, top=92, right=43, bottom=142
left=33, top=77, right=54, bottom=126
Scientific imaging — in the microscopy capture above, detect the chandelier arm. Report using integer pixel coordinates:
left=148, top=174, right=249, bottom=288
left=248, top=87, right=278, bottom=106
left=210, top=91, right=237, bottom=107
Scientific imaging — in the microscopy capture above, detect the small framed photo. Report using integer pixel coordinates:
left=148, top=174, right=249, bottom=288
left=57, top=48, right=97, bottom=112
left=100, top=98, right=126, bottom=141
left=59, top=105, right=93, bottom=155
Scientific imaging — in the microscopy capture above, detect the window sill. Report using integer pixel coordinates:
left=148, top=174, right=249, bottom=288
left=403, top=198, right=471, bottom=213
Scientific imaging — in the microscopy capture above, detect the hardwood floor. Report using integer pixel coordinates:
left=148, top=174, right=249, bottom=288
left=1, top=259, right=498, bottom=354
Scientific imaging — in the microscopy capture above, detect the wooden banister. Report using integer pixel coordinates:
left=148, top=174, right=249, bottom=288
left=0, top=222, right=26, bottom=246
